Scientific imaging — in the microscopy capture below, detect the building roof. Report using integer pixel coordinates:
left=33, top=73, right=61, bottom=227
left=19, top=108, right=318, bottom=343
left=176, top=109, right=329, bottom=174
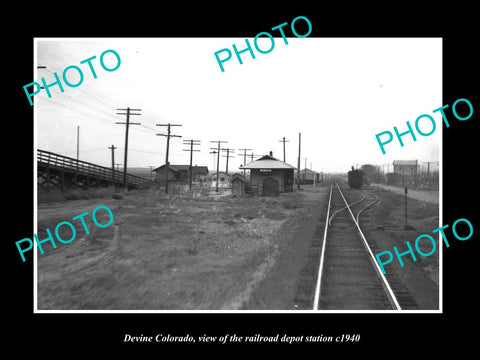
left=296, top=168, right=320, bottom=174
left=393, top=160, right=418, bottom=166
left=153, top=164, right=209, bottom=174
left=241, top=154, right=297, bottom=170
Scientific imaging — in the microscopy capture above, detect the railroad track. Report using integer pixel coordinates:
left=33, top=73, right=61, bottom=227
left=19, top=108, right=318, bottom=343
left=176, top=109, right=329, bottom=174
left=312, top=182, right=401, bottom=310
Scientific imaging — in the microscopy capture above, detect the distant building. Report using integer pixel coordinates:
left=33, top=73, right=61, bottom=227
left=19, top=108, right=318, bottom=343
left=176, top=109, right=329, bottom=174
left=153, top=164, right=209, bottom=183
left=390, top=160, right=418, bottom=187
left=241, top=152, right=296, bottom=195
left=295, top=168, right=321, bottom=184
left=393, top=160, right=418, bottom=177
left=361, top=164, right=381, bottom=184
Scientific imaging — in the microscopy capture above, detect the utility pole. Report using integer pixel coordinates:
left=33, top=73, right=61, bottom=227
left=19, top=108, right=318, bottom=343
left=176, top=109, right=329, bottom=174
left=424, top=161, right=435, bottom=188
left=210, top=140, right=228, bottom=192
left=115, top=107, right=141, bottom=187
left=221, top=148, right=235, bottom=175
left=183, top=139, right=201, bottom=190
left=156, top=123, right=182, bottom=194
left=279, top=137, right=289, bottom=162
left=297, top=132, right=301, bottom=189
left=238, top=148, right=252, bottom=180
left=108, top=145, right=117, bottom=187
left=248, top=153, right=260, bottom=162
left=304, top=157, right=308, bottom=182
left=149, top=166, right=155, bottom=182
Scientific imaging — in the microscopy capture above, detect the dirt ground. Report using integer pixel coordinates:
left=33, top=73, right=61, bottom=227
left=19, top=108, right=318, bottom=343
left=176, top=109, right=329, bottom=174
left=36, top=187, right=322, bottom=310
left=36, top=182, right=439, bottom=311
left=360, top=185, right=439, bottom=309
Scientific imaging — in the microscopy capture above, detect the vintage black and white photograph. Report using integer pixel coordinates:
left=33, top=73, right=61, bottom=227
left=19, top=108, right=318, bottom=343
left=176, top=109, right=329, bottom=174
left=33, top=37, right=442, bottom=312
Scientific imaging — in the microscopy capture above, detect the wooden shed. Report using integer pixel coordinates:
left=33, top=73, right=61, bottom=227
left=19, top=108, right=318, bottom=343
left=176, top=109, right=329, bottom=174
left=241, top=152, right=296, bottom=196
left=231, top=176, right=245, bottom=197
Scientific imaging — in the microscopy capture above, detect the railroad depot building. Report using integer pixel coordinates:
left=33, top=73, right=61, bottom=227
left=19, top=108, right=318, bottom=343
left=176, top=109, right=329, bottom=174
left=153, top=164, right=209, bottom=183
left=241, top=152, right=296, bottom=195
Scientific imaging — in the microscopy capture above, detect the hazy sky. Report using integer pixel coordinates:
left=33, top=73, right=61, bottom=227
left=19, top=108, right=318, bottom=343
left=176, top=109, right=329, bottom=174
left=35, top=37, right=442, bottom=173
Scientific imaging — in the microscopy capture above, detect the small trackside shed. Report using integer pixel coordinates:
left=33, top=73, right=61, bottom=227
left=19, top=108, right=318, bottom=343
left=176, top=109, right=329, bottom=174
left=241, top=152, right=296, bottom=196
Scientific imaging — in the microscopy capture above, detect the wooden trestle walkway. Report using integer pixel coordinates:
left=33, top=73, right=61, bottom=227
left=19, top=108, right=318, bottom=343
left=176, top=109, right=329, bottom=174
left=37, top=149, right=151, bottom=191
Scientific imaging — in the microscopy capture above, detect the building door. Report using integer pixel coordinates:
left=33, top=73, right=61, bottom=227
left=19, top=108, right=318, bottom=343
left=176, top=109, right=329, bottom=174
left=263, top=177, right=279, bottom=196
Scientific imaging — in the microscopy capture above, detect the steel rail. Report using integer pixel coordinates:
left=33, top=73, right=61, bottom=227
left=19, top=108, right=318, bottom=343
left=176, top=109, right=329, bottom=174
left=335, top=182, right=401, bottom=310
left=328, top=193, right=366, bottom=225
left=313, top=182, right=333, bottom=310
left=356, top=193, right=380, bottom=225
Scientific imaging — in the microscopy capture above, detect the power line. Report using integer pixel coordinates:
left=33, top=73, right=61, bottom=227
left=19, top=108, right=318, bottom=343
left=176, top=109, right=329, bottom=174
left=118, top=147, right=164, bottom=155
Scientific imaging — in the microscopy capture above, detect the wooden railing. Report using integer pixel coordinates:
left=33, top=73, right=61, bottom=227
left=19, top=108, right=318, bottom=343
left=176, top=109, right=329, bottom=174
left=37, top=149, right=150, bottom=187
